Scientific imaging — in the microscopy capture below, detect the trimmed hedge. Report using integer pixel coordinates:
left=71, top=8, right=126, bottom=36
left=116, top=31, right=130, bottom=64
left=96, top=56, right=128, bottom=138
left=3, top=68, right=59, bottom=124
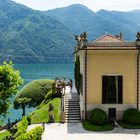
left=44, top=90, right=53, bottom=101
left=123, top=108, right=140, bottom=124
left=14, top=116, right=28, bottom=138
left=16, top=79, right=54, bottom=106
left=89, top=108, right=108, bottom=125
left=44, top=90, right=62, bottom=102
left=15, top=126, right=43, bottom=140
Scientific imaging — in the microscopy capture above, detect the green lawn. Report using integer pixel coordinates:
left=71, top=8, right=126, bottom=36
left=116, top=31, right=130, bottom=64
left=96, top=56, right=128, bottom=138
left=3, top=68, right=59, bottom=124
left=82, top=121, right=113, bottom=131
left=119, top=121, right=140, bottom=129
left=29, top=98, right=61, bottom=124
left=0, top=130, right=11, bottom=140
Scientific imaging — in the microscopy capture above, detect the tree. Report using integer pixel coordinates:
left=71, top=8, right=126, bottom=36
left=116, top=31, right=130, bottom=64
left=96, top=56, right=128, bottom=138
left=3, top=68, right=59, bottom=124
left=13, top=79, right=54, bottom=114
left=0, top=61, right=23, bottom=117
left=13, top=97, right=31, bottom=116
left=74, top=55, right=80, bottom=94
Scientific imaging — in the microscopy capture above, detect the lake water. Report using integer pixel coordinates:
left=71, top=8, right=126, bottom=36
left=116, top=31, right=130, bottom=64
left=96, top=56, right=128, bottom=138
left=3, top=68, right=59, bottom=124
left=3, top=63, right=74, bottom=124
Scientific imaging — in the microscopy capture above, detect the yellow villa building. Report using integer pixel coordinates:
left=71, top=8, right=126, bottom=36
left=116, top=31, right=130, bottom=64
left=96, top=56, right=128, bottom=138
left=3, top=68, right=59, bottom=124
left=75, top=32, right=140, bottom=121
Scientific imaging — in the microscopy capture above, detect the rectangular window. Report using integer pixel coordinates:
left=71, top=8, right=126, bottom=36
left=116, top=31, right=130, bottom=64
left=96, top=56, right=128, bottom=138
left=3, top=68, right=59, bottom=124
left=102, top=75, right=123, bottom=104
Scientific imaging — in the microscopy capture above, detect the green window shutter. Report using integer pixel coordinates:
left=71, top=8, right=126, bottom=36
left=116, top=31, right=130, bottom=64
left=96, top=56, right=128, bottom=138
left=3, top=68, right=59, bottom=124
left=102, top=76, right=107, bottom=103
left=118, top=76, right=123, bottom=103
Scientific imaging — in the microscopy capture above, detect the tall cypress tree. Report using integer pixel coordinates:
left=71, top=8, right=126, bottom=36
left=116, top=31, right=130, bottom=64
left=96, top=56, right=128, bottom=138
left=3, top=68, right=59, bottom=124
left=74, top=55, right=80, bottom=94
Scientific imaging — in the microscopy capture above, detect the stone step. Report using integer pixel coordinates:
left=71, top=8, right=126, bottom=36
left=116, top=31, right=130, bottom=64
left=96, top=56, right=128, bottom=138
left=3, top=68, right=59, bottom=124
left=65, top=95, right=79, bottom=98
left=65, top=97, right=78, bottom=98
left=65, top=98, right=78, bottom=99
left=65, top=101, right=79, bottom=103
left=65, top=118, right=81, bottom=121
left=66, top=98, right=78, bottom=99
left=66, top=115, right=80, bottom=117
left=65, top=100, right=79, bottom=102
left=65, top=102, right=79, bottom=105
left=65, top=106, right=79, bottom=108
left=65, top=103, right=79, bottom=106
left=65, top=99, right=79, bottom=101
left=65, top=108, right=80, bottom=111
left=65, top=120, right=81, bottom=123
left=65, top=95, right=78, bottom=97
left=65, top=105, right=79, bottom=107
left=65, top=94, right=78, bottom=95
left=65, top=111, right=80, bottom=113
left=65, top=104, right=79, bottom=106
left=65, top=110, right=80, bottom=112
left=65, top=112, right=80, bottom=114
left=64, top=93, right=81, bottom=123
left=65, top=97, right=78, bottom=99
left=65, top=114, right=81, bottom=117
left=65, top=114, right=80, bottom=118
left=65, top=102, right=79, bottom=104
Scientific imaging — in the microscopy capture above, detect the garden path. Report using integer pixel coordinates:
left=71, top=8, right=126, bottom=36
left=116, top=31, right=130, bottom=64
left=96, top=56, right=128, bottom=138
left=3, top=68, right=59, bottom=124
left=42, top=123, right=140, bottom=140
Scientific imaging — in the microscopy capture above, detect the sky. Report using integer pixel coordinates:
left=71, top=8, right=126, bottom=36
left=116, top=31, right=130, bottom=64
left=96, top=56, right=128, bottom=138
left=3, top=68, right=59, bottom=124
left=12, top=0, right=140, bottom=12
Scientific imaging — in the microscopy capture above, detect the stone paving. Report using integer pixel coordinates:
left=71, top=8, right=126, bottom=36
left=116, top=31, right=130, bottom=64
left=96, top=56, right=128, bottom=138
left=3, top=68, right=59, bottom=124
left=41, top=123, right=140, bottom=140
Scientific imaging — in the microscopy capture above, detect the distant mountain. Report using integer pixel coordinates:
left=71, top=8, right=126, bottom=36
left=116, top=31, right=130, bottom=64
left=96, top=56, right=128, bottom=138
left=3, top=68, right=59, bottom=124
left=97, top=10, right=140, bottom=36
left=1, top=1, right=140, bottom=63
left=0, top=0, right=74, bottom=63
left=46, top=4, right=140, bottom=41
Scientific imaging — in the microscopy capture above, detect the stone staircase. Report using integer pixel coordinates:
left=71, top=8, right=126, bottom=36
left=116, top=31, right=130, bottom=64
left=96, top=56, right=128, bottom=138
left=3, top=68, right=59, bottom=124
left=64, top=93, right=81, bottom=123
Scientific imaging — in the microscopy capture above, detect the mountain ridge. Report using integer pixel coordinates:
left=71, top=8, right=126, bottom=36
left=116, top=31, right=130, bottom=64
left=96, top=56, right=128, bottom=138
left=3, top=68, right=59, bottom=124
left=0, top=0, right=75, bottom=63
left=0, top=1, right=140, bottom=63
left=46, top=4, right=140, bottom=41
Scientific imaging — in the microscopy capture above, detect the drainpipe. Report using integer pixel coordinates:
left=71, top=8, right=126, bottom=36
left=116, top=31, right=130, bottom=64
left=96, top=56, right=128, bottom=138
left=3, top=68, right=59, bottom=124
left=85, top=49, right=87, bottom=119
left=137, top=49, right=140, bottom=110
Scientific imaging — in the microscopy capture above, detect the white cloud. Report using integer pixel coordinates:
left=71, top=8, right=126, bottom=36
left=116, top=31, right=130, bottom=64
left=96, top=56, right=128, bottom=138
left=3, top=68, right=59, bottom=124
left=12, top=0, right=140, bottom=12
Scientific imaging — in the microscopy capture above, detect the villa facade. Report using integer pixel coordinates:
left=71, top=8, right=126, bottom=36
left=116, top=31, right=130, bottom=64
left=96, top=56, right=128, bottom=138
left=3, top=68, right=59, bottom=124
left=75, top=33, right=140, bottom=120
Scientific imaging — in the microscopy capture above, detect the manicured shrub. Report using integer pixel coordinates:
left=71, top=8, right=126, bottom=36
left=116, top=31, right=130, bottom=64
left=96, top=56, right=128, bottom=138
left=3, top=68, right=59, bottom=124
left=15, top=126, right=43, bottom=140
left=123, top=108, right=140, bottom=124
left=14, top=116, right=28, bottom=138
left=16, top=79, right=54, bottom=107
left=89, top=108, right=108, bottom=125
left=44, top=90, right=53, bottom=101
left=44, top=90, right=62, bottom=104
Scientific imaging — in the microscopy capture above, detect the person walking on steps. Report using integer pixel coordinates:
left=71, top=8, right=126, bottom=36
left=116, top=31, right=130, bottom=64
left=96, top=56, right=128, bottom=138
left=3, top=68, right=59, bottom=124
left=69, top=79, right=72, bottom=92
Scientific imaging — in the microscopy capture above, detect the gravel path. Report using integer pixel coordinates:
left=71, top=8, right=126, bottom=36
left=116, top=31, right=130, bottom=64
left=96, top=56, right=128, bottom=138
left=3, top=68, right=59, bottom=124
left=42, top=123, right=140, bottom=140
left=27, top=124, right=42, bottom=132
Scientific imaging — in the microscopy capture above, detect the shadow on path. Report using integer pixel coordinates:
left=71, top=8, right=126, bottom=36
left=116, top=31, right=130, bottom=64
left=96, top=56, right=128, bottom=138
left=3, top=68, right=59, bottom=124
left=67, top=123, right=140, bottom=135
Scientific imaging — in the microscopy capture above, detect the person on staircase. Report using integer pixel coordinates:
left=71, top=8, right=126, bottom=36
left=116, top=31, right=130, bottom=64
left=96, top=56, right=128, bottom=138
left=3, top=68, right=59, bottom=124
left=68, top=79, right=73, bottom=93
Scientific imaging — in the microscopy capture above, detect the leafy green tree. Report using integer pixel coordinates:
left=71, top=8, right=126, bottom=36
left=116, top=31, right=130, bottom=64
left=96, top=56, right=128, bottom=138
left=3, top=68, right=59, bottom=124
left=13, top=97, right=31, bottom=116
left=0, top=61, right=23, bottom=117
